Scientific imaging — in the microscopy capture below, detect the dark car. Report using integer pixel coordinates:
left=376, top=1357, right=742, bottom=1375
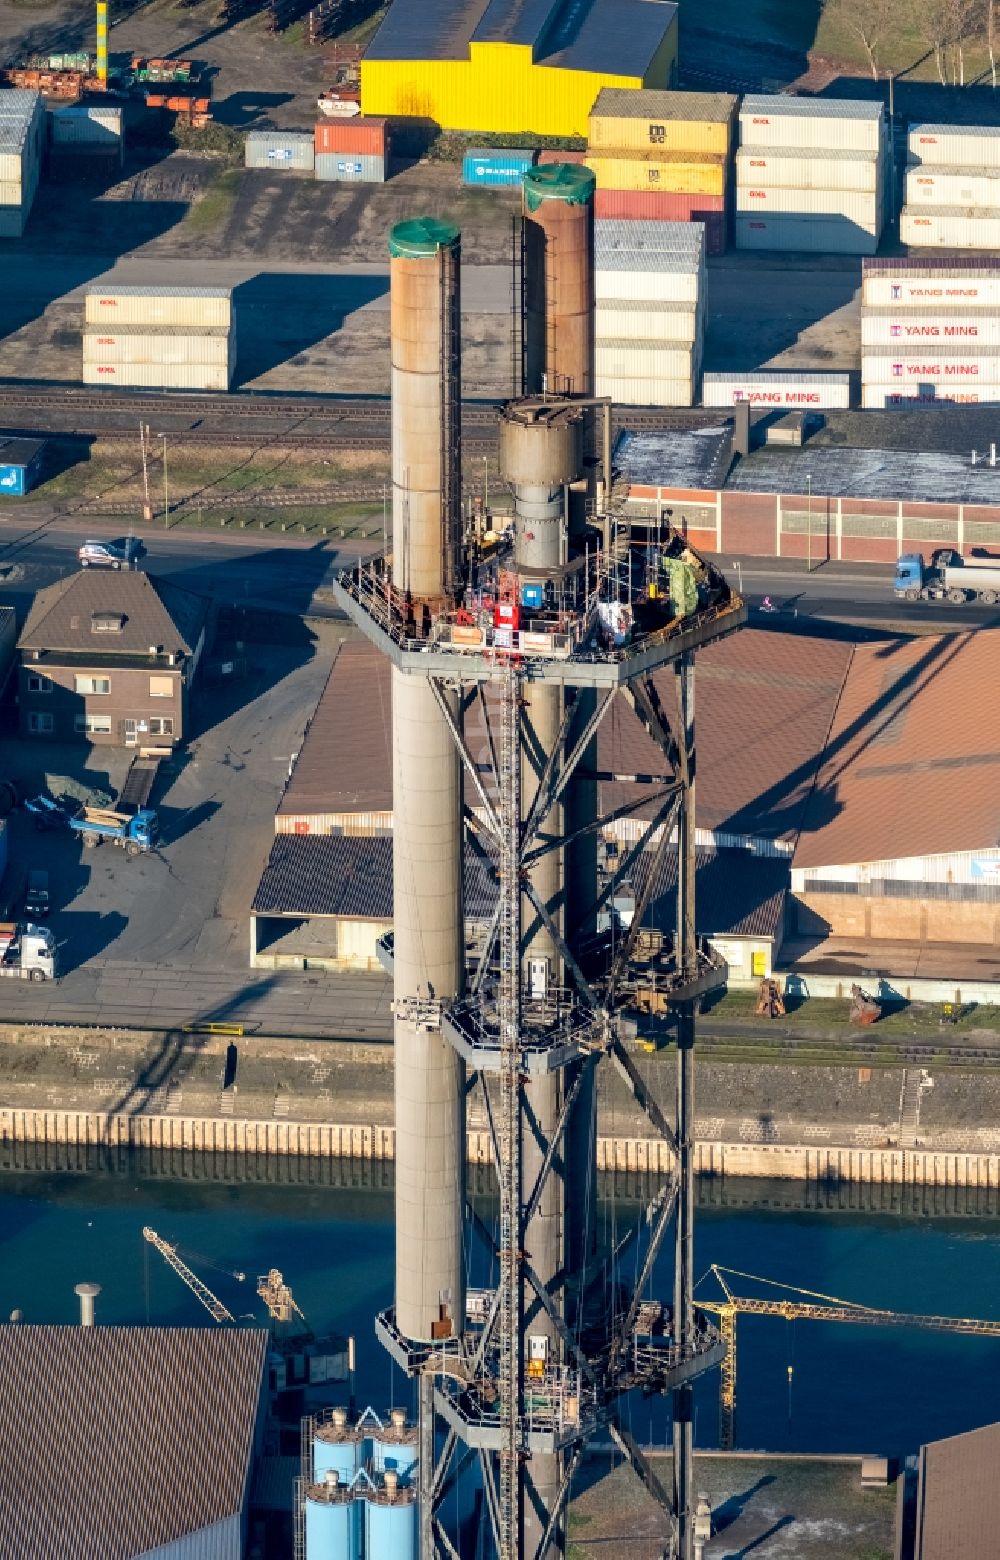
left=78, top=537, right=146, bottom=570
left=23, top=794, right=81, bottom=831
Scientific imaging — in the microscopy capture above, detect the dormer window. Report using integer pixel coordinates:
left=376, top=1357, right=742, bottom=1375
left=91, top=612, right=125, bottom=633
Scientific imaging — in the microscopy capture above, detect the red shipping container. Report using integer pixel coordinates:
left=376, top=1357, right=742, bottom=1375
left=594, top=189, right=726, bottom=219
left=536, top=148, right=587, bottom=164
left=314, top=116, right=388, bottom=155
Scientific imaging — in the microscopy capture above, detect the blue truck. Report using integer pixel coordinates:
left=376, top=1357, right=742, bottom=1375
left=895, top=549, right=1000, bottom=604
left=70, top=806, right=158, bottom=857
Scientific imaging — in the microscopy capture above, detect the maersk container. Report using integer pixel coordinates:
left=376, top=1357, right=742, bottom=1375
left=735, top=211, right=879, bottom=255
left=862, top=310, right=1000, bottom=347
left=244, top=131, right=315, bottom=172
left=596, top=338, right=697, bottom=379
left=462, top=149, right=535, bottom=186
left=596, top=298, right=701, bottom=343
left=905, top=166, right=1000, bottom=208
left=585, top=151, right=727, bottom=197
left=739, top=94, right=883, bottom=153
left=702, top=371, right=851, bottom=409
left=909, top=124, right=1000, bottom=170
left=861, top=382, right=1000, bottom=408
left=82, top=361, right=233, bottom=391
left=901, top=204, right=1000, bottom=249
left=736, top=146, right=880, bottom=194
left=314, top=152, right=385, bottom=182
left=82, top=325, right=235, bottom=367
left=735, top=184, right=881, bottom=228
left=595, top=260, right=701, bottom=306
left=51, top=105, right=122, bottom=145
left=861, top=346, right=1000, bottom=385
left=84, top=286, right=232, bottom=328
left=594, top=372, right=696, bottom=406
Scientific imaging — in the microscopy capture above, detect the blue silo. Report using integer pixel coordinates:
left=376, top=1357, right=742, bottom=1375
left=313, top=1407, right=364, bottom=1484
left=369, top=1406, right=418, bottom=1484
left=364, top=1473, right=417, bottom=1560
left=304, top=1476, right=361, bottom=1560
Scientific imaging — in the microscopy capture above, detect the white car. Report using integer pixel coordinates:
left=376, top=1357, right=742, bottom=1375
left=78, top=537, right=145, bottom=570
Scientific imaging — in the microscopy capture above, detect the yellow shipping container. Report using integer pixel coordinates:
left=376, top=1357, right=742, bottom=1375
left=586, top=150, right=727, bottom=196
left=589, top=87, right=735, bottom=155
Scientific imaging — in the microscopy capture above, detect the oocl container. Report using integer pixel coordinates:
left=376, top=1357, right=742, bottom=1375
left=905, top=166, right=1000, bottom=207
left=861, top=309, right=1000, bottom=346
left=736, top=146, right=880, bottom=193
left=702, top=371, right=851, bottom=408
left=739, top=94, right=884, bottom=153
left=314, top=152, right=385, bottom=182
left=909, top=123, right=1000, bottom=170
left=315, top=116, right=388, bottom=155
left=84, top=285, right=232, bottom=329
left=244, top=131, right=315, bottom=171
left=735, top=211, right=879, bottom=255
left=735, top=184, right=880, bottom=226
left=861, top=257, right=1000, bottom=308
left=588, top=87, right=736, bottom=156
left=586, top=150, right=727, bottom=197
left=901, top=205, right=1000, bottom=249
left=82, top=361, right=233, bottom=391
left=82, top=325, right=234, bottom=367
left=462, top=149, right=535, bottom=186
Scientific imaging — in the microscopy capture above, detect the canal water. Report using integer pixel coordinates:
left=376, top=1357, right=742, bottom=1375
left=1, top=1152, right=997, bottom=1459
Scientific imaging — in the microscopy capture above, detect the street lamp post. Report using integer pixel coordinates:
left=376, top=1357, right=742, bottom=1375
left=483, top=455, right=489, bottom=514
left=160, top=436, right=169, bottom=528
left=806, top=474, right=812, bottom=573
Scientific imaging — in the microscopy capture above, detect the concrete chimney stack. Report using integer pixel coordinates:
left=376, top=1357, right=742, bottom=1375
left=74, top=1282, right=101, bottom=1327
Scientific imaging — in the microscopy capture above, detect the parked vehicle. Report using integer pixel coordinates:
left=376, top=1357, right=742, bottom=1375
left=116, top=754, right=160, bottom=816
left=69, top=805, right=158, bottom=856
left=23, top=795, right=81, bottom=832
left=78, top=536, right=146, bottom=570
left=895, top=550, right=1000, bottom=603
left=24, top=870, right=49, bottom=919
left=0, top=922, right=57, bottom=981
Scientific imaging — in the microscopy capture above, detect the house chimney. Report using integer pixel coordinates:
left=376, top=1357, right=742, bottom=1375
left=74, top=1282, right=101, bottom=1326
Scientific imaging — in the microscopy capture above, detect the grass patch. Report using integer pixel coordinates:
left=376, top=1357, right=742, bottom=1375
left=704, top=987, right=1000, bottom=1039
left=185, top=167, right=242, bottom=232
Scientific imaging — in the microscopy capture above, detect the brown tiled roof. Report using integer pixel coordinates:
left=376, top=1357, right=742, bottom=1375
left=916, top=1419, right=1000, bottom=1560
left=794, top=630, right=1000, bottom=870
left=277, top=641, right=392, bottom=818
left=18, top=570, right=208, bottom=658
left=0, top=1325, right=267, bottom=1560
left=599, top=627, right=852, bottom=843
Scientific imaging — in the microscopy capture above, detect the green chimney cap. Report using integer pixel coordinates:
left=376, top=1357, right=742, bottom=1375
left=389, top=217, right=461, bottom=258
left=523, top=163, right=595, bottom=212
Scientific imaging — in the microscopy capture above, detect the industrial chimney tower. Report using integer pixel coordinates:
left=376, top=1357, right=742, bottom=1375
left=336, top=178, right=746, bottom=1560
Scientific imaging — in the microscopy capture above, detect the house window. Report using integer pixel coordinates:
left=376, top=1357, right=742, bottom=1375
left=27, top=674, right=52, bottom=693
left=74, top=675, right=111, bottom=696
left=149, top=675, right=174, bottom=698
left=28, top=711, right=53, bottom=734
left=148, top=717, right=174, bottom=737
left=74, top=714, right=113, bottom=735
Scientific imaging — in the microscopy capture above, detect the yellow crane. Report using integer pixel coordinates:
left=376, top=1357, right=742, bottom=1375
left=142, top=1226, right=241, bottom=1324
left=697, top=1264, right=1000, bottom=1450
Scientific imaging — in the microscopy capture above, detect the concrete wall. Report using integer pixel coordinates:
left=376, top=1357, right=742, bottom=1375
left=795, top=890, right=1000, bottom=945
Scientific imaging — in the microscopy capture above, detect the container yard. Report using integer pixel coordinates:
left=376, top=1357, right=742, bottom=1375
left=82, top=284, right=235, bottom=391
left=735, top=95, right=886, bottom=256
left=903, top=124, right=1000, bottom=251
left=594, top=215, right=705, bottom=404
left=861, top=258, right=1000, bottom=407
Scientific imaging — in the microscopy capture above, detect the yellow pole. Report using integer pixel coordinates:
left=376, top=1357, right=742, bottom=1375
left=96, top=0, right=108, bottom=88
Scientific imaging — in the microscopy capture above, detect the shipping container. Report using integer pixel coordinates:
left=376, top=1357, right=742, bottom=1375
left=315, top=116, right=388, bottom=155
left=900, top=204, right=1000, bottom=249
left=82, top=361, right=233, bottom=391
left=739, top=94, right=883, bottom=153
left=736, top=146, right=880, bottom=193
left=0, top=181, right=22, bottom=207
left=84, top=285, right=233, bottom=328
left=861, top=382, right=1000, bottom=408
left=82, top=325, right=235, bottom=367
left=462, top=149, right=535, bottom=186
left=861, top=345, right=1000, bottom=384
left=593, top=192, right=725, bottom=251
left=735, top=211, right=879, bottom=255
left=596, top=337, right=697, bottom=378
left=702, top=371, right=851, bottom=409
left=586, top=150, right=727, bottom=197
left=905, top=165, right=1000, bottom=208
left=596, top=298, right=701, bottom=342
left=862, top=258, right=1000, bottom=308
left=861, top=308, right=1000, bottom=346
left=51, top=105, right=122, bottom=145
left=595, top=216, right=705, bottom=253
left=589, top=87, right=736, bottom=156
left=595, top=266, right=701, bottom=305
left=735, top=184, right=880, bottom=226
left=535, top=148, right=587, bottom=164
left=908, top=123, right=1000, bottom=170
left=594, top=372, right=696, bottom=406
left=244, top=131, right=315, bottom=172
left=314, top=152, right=386, bottom=183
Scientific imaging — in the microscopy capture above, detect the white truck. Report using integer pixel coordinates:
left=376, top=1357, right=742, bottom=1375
left=0, top=922, right=58, bottom=981
left=895, top=549, right=1000, bottom=604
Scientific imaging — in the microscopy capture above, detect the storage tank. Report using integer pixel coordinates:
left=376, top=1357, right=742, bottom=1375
left=370, top=1406, right=419, bottom=1483
left=364, top=1472, right=417, bottom=1560
left=522, top=163, right=595, bottom=398
left=304, top=1472, right=361, bottom=1560
left=313, top=1407, right=365, bottom=1483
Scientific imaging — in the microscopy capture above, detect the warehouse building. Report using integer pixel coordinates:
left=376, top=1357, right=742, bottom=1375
left=0, top=1324, right=268, bottom=1560
left=896, top=1420, right=1000, bottom=1560
left=360, top=0, right=678, bottom=138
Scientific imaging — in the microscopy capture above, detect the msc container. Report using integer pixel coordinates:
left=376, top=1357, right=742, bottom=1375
left=586, top=151, right=727, bottom=197
left=702, top=371, right=851, bottom=408
left=861, top=308, right=1000, bottom=347
left=909, top=124, right=1000, bottom=170
left=901, top=204, right=1000, bottom=249
left=462, top=149, right=535, bottom=186
left=51, top=105, right=122, bottom=145
left=314, top=152, right=385, bottom=182
left=594, top=372, right=696, bottom=406
left=596, top=298, right=701, bottom=342
left=861, top=346, right=1000, bottom=385
left=736, top=146, right=880, bottom=193
left=85, top=285, right=232, bottom=328
left=588, top=87, right=736, bottom=156
left=861, top=382, right=1000, bottom=408
left=244, top=131, right=315, bottom=172
left=735, top=211, right=879, bottom=255
left=735, top=184, right=881, bottom=227
left=596, top=338, right=697, bottom=379
left=739, top=94, right=884, bottom=153
left=82, top=361, right=233, bottom=391
left=905, top=166, right=1000, bottom=208
left=82, top=325, right=235, bottom=367
left=315, top=116, right=388, bottom=155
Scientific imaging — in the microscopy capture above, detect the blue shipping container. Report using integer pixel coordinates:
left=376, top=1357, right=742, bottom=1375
left=0, top=438, right=43, bottom=497
left=462, top=149, right=535, bottom=186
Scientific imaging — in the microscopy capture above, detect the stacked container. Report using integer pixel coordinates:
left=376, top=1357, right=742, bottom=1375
left=594, top=219, right=705, bottom=405
left=462, top=147, right=535, bottom=186
left=586, top=88, right=736, bottom=256
left=245, top=130, right=315, bottom=173
left=735, top=95, right=886, bottom=255
left=903, top=124, right=1000, bottom=249
left=50, top=105, right=123, bottom=177
left=0, top=90, right=44, bottom=239
left=861, top=257, right=1000, bottom=407
left=315, top=116, right=389, bottom=183
left=82, top=285, right=236, bottom=391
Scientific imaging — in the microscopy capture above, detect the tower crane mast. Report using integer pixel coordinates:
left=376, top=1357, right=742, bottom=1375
left=142, top=1226, right=236, bottom=1325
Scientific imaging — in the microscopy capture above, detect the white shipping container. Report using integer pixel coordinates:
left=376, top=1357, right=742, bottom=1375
left=901, top=204, right=1000, bottom=250
left=85, top=286, right=233, bottom=328
left=736, top=146, right=880, bottom=193
left=82, top=326, right=235, bottom=367
left=595, top=299, right=701, bottom=343
left=861, top=309, right=1000, bottom=346
left=51, top=105, right=122, bottom=146
left=0, top=181, right=22, bottom=207
left=595, top=267, right=701, bottom=305
left=594, top=373, right=696, bottom=407
left=244, top=131, right=315, bottom=172
left=909, top=123, right=1000, bottom=170
left=594, top=218, right=705, bottom=255
left=702, top=371, right=851, bottom=409
left=861, top=346, right=1000, bottom=384
left=596, top=338, right=697, bottom=378
left=735, top=184, right=881, bottom=226
left=906, top=166, right=1000, bottom=208
left=862, top=266, right=1000, bottom=308
left=735, top=211, right=879, bottom=255
left=82, top=361, right=233, bottom=391
left=861, top=382, right=1000, bottom=407
left=739, top=94, right=883, bottom=153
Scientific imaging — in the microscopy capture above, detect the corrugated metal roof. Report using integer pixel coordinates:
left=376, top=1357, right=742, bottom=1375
left=740, top=94, right=883, bottom=122
left=632, top=847, right=788, bottom=939
left=18, top=570, right=208, bottom=659
left=592, top=87, right=736, bottom=123
left=84, top=284, right=233, bottom=300
left=916, top=1419, right=1000, bottom=1560
left=252, top=833, right=498, bottom=919
left=277, top=642, right=392, bottom=819
left=615, top=425, right=734, bottom=490
left=0, top=1325, right=267, bottom=1560
left=795, top=630, right=1000, bottom=871
left=0, top=436, right=44, bottom=466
